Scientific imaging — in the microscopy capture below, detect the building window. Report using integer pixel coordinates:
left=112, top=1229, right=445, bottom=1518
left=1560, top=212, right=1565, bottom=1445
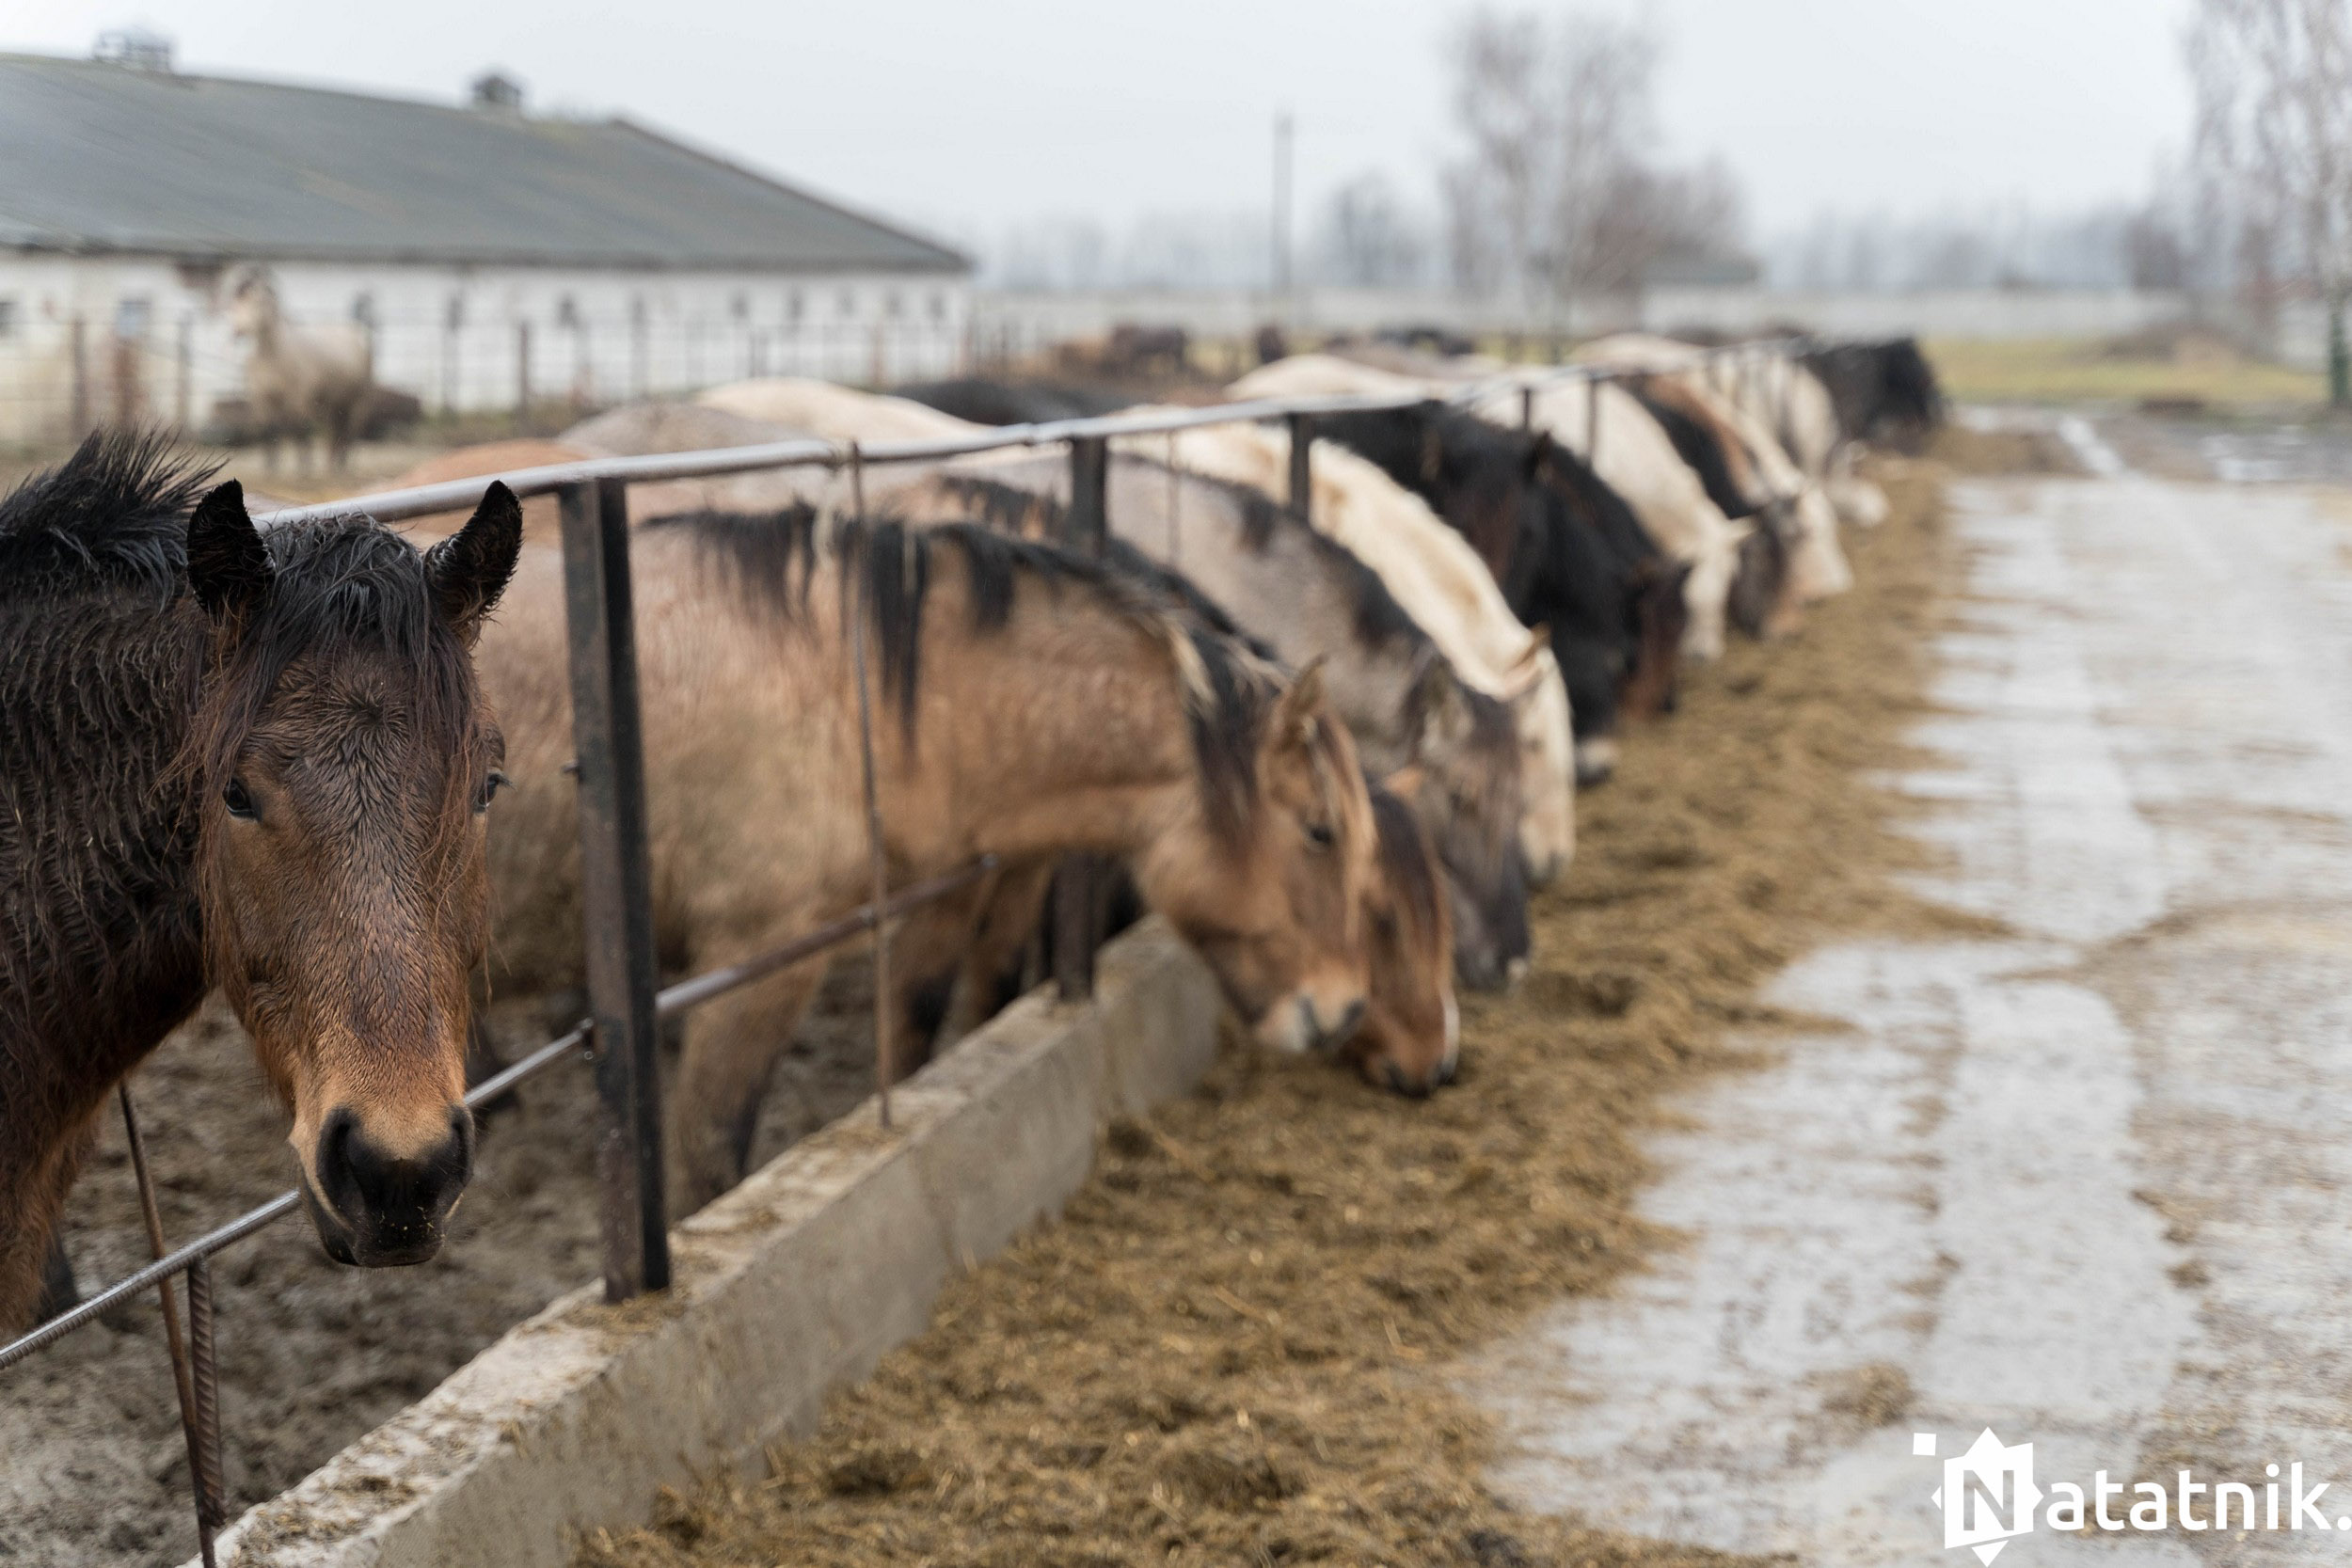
left=556, top=295, right=580, bottom=329
left=351, top=292, right=376, bottom=328
left=445, top=293, right=467, bottom=331
left=114, top=296, right=152, bottom=339
left=884, top=290, right=903, bottom=320
left=786, top=288, right=803, bottom=324
left=838, top=287, right=856, bottom=318
left=730, top=291, right=750, bottom=323
left=929, top=291, right=946, bottom=323
left=0, top=299, right=16, bottom=339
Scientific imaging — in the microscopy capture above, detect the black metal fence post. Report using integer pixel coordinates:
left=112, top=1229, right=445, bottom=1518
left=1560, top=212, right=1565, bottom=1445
left=1286, top=413, right=1314, bottom=524
left=560, top=477, right=671, bottom=1301
left=1052, top=436, right=1111, bottom=1002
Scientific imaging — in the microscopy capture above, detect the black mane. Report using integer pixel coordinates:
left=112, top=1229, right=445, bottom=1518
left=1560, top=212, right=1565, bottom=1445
left=1624, top=381, right=1756, bottom=520
left=648, top=504, right=1285, bottom=849
left=0, top=430, right=220, bottom=605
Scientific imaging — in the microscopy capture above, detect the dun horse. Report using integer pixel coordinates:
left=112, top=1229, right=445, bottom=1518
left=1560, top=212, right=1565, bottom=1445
left=474, top=511, right=1397, bottom=1211
left=884, top=457, right=1533, bottom=992
left=0, top=433, right=520, bottom=1333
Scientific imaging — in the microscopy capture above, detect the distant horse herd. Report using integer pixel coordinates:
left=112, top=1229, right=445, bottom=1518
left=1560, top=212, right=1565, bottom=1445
left=0, top=335, right=1941, bottom=1336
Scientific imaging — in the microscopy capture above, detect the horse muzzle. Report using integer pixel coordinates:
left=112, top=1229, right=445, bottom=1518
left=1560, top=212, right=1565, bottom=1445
left=301, top=1104, right=472, bottom=1268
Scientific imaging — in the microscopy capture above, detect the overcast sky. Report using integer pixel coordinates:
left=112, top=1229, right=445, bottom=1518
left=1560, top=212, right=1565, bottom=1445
left=9, top=0, right=2197, bottom=246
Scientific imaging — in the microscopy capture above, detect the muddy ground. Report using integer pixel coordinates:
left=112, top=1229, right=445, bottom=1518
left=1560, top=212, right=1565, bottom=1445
left=1, top=957, right=895, bottom=1568
left=573, top=460, right=1964, bottom=1568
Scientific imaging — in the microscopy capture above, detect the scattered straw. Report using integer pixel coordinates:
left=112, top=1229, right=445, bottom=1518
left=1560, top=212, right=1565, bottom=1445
left=579, top=460, right=1963, bottom=1568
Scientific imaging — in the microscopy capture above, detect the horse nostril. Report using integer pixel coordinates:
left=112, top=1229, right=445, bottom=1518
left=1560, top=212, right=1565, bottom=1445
left=317, top=1110, right=471, bottom=1236
left=1435, top=1054, right=1459, bottom=1086
left=1333, top=999, right=1367, bottom=1044
left=314, top=1107, right=361, bottom=1222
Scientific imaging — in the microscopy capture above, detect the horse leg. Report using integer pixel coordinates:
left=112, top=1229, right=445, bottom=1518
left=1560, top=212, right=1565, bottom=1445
left=34, top=1232, right=78, bottom=1323
left=0, top=1112, right=98, bottom=1337
left=931, top=863, right=1055, bottom=1052
left=671, top=951, right=832, bottom=1217
left=884, top=887, right=989, bottom=1080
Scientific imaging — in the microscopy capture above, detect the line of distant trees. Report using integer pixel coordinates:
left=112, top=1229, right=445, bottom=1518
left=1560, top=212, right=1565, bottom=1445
left=962, top=2, right=2255, bottom=309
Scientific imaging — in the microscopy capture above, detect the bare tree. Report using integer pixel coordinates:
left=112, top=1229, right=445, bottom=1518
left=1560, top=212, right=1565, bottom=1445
left=1442, top=6, right=1742, bottom=314
left=2190, top=0, right=2352, bottom=401
left=1316, top=173, right=1432, bottom=287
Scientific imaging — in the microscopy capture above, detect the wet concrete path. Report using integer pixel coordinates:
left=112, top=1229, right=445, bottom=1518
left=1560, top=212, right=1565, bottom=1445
left=1469, top=473, right=2352, bottom=1564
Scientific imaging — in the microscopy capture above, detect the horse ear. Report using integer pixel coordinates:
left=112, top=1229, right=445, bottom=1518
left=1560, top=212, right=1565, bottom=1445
left=185, top=480, right=274, bottom=626
left=1403, top=652, right=1470, bottom=756
left=1269, top=655, right=1328, bottom=747
left=424, top=483, right=524, bottom=643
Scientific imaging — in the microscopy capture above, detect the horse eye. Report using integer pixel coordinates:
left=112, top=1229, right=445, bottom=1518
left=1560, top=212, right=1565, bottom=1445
left=478, top=769, right=511, bottom=812
left=222, top=779, right=259, bottom=820
left=1305, top=821, right=1336, bottom=850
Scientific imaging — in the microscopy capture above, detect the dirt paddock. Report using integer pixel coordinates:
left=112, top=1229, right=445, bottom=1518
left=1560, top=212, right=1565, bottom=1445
left=571, top=455, right=1969, bottom=1568
left=2, top=960, right=894, bottom=1567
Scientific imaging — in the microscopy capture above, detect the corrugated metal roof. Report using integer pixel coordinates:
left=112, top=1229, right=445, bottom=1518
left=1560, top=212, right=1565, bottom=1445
left=0, top=53, right=967, bottom=274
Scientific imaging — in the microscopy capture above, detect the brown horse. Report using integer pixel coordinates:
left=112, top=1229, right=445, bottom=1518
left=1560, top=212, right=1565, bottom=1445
left=0, top=433, right=521, bottom=1333
left=473, top=509, right=1385, bottom=1210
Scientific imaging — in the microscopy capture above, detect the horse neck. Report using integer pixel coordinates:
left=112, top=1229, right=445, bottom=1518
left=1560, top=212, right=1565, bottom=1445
left=1107, top=467, right=1421, bottom=770
left=878, top=588, right=1214, bottom=866
left=0, top=591, right=209, bottom=1156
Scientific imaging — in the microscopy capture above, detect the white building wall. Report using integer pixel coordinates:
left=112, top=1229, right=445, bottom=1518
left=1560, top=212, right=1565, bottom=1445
left=0, top=252, right=971, bottom=447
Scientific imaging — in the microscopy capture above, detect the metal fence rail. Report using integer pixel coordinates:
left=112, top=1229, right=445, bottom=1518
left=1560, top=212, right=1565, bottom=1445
left=1, top=335, right=1825, bottom=1566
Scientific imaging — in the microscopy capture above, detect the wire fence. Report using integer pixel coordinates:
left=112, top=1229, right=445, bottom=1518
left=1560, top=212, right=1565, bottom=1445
left=1, top=336, right=1824, bottom=1567
left=0, top=304, right=977, bottom=449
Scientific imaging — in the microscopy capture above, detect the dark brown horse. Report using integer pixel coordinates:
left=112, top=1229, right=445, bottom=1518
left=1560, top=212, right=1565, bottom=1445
left=0, top=433, right=521, bottom=1333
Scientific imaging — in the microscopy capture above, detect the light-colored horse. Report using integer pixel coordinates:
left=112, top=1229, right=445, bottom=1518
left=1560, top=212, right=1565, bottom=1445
left=1703, top=351, right=1889, bottom=528
left=698, top=376, right=981, bottom=444
left=1574, top=335, right=1852, bottom=604
left=1108, top=409, right=1576, bottom=884
left=227, top=271, right=376, bottom=471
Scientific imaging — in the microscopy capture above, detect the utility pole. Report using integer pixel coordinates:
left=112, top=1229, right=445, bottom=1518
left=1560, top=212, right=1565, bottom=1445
left=1271, top=111, right=1295, bottom=325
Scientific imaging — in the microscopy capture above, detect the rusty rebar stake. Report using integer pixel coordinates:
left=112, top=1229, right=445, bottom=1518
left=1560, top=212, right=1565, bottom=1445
left=119, top=1084, right=222, bottom=1567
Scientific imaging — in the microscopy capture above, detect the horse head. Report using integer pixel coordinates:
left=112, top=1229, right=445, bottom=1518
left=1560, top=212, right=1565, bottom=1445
left=1345, top=784, right=1459, bottom=1097
left=1141, top=657, right=1377, bottom=1058
left=226, top=270, right=280, bottom=344
left=183, top=480, right=520, bottom=1268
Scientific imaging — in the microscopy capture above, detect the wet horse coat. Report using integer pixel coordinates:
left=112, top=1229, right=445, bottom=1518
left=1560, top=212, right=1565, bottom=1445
left=0, top=434, right=519, bottom=1332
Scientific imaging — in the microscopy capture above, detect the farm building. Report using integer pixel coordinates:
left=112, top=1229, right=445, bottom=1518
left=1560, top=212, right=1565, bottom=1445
left=0, top=40, right=971, bottom=447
